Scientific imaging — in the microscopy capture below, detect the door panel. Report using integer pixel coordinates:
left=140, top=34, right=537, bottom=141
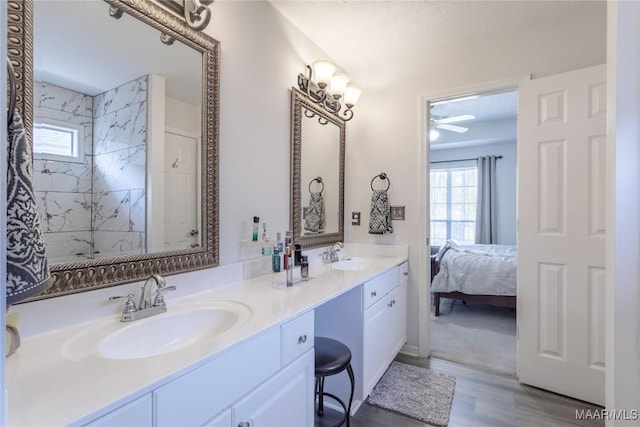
left=517, top=64, right=606, bottom=405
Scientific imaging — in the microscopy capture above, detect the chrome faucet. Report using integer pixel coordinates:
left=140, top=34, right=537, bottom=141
left=109, top=274, right=176, bottom=322
left=322, top=242, right=343, bottom=263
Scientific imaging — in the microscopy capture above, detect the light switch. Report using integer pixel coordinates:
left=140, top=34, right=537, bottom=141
left=352, top=211, right=361, bottom=226
left=390, top=206, right=405, bottom=220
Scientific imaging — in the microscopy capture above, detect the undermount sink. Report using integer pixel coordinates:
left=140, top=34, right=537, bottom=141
left=331, top=258, right=370, bottom=271
left=63, top=301, right=252, bottom=361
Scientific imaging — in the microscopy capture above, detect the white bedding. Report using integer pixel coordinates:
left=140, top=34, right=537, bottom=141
left=431, top=242, right=517, bottom=296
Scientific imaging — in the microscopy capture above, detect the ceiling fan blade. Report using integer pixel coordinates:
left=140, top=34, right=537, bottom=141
left=437, top=124, right=468, bottom=133
left=438, top=114, right=475, bottom=124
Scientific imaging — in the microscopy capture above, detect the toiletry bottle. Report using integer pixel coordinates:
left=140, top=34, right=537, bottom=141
left=285, top=245, right=293, bottom=286
left=252, top=216, right=259, bottom=241
left=300, top=255, right=309, bottom=281
left=272, top=247, right=281, bottom=272
left=276, top=232, right=283, bottom=253
left=261, top=223, right=272, bottom=256
left=294, top=244, right=302, bottom=266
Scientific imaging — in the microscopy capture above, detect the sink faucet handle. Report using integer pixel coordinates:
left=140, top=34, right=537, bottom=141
left=108, top=294, right=137, bottom=314
left=153, top=285, right=177, bottom=307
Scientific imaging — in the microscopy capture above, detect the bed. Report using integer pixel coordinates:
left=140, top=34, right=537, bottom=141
left=431, top=241, right=517, bottom=316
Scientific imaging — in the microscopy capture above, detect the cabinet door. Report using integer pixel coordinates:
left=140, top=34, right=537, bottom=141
left=82, top=394, right=152, bottom=427
left=363, top=296, right=391, bottom=398
left=389, top=281, right=407, bottom=358
left=233, top=349, right=314, bottom=427
left=203, top=408, right=232, bottom=427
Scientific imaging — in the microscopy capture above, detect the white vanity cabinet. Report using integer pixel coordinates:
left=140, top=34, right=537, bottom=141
left=362, top=262, right=408, bottom=398
left=233, top=349, right=315, bottom=427
left=82, top=394, right=152, bottom=427
left=81, top=311, right=315, bottom=427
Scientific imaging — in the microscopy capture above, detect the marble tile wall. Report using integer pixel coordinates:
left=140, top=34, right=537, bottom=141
left=33, top=76, right=148, bottom=262
left=33, top=82, right=94, bottom=261
left=91, top=75, right=148, bottom=257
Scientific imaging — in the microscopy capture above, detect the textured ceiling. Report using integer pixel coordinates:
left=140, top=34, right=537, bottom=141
left=270, top=0, right=606, bottom=82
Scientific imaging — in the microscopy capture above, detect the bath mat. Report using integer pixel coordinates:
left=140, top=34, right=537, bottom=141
left=367, top=361, right=456, bottom=426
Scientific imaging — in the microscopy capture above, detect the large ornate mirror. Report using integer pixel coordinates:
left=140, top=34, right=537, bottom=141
left=290, top=88, right=344, bottom=249
left=7, top=0, right=219, bottom=299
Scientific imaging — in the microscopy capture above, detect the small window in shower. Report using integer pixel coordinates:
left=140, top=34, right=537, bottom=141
left=33, top=118, right=85, bottom=163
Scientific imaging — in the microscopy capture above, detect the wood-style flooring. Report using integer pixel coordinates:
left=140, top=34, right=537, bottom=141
left=316, top=355, right=604, bottom=427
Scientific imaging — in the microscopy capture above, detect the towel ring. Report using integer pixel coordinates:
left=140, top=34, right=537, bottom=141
left=7, top=57, right=17, bottom=126
left=309, top=176, right=324, bottom=195
left=370, top=172, right=390, bottom=191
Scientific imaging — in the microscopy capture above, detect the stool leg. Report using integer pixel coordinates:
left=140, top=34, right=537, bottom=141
left=346, top=364, right=355, bottom=427
left=317, top=375, right=325, bottom=416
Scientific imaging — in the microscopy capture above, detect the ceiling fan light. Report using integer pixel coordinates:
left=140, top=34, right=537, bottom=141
left=430, top=129, right=440, bottom=141
left=344, top=84, right=362, bottom=107
left=312, top=59, right=337, bottom=88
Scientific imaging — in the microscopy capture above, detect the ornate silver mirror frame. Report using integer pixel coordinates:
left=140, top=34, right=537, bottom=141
left=290, top=88, right=345, bottom=249
left=7, top=0, right=220, bottom=300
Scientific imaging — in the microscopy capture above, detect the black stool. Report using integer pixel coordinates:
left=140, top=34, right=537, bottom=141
left=315, top=337, right=355, bottom=427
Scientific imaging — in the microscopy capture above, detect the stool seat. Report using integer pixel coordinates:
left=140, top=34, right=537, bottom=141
left=315, top=337, right=352, bottom=376
left=314, top=337, right=355, bottom=427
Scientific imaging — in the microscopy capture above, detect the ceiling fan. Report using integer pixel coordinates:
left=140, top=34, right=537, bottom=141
left=429, top=105, right=476, bottom=141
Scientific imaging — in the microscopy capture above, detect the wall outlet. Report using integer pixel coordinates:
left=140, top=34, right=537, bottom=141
left=390, top=205, right=405, bottom=220
left=351, top=211, right=361, bottom=226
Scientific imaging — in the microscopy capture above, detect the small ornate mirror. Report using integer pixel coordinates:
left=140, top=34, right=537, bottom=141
left=290, top=88, right=345, bottom=248
left=7, top=0, right=220, bottom=299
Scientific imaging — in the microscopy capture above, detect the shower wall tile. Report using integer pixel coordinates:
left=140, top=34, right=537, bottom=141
left=34, top=157, right=92, bottom=193
left=35, top=191, right=92, bottom=233
left=93, top=231, right=146, bottom=258
left=43, top=231, right=93, bottom=263
left=93, top=101, right=147, bottom=155
left=92, top=145, right=146, bottom=193
left=92, top=190, right=132, bottom=232
left=93, top=76, right=147, bottom=118
left=130, top=189, right=146, bottom=233
left=34, top=81, right=93, bottom=118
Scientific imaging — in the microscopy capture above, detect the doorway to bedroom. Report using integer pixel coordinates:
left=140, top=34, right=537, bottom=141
left=427, top=89, right=518, bottom=376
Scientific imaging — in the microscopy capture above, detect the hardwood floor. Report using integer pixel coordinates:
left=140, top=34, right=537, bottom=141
left=316, top=355, right=604, bottom=427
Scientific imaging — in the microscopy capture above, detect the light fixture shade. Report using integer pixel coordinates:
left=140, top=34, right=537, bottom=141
left=430, top=129, right=440, bottom=141
left=312, top=60, right=337, bottom=87
left=330, top=73, right=350, bottom=97
left=343, top=84, right=362, bottom=107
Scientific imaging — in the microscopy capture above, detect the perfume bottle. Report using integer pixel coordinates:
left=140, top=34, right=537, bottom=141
left=252, top=216, right=259, bottom=241
left=261, top=223, right=272, bottom=256
left=300, top=255, right=309, bottom=281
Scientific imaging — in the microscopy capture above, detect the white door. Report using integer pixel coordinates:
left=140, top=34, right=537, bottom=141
left=518, top=64, right=606, bottom=405
left=164, top=131, right=198, bottom=250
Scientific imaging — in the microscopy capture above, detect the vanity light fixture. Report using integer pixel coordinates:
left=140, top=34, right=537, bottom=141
left=111, top=0, right=215, bottom=32
left=297, top=59, right=362, bottom=121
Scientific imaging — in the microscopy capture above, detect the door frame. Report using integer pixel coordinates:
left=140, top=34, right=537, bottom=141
left=417, top=75, right=530, bottom=358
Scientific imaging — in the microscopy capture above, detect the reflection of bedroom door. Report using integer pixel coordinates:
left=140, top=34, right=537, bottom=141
left=164, top=131, right=199, bottom=250
left=517, top=64, right=606, bottom=405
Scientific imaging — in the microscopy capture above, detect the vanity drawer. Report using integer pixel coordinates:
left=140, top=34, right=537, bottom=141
left=363, top=267, right=397, bottom=310
left=281, top=310, right=315, bottom=366
left=154, top=327, right=280, bottom=427
left=398, top=262, right=408, bottom=284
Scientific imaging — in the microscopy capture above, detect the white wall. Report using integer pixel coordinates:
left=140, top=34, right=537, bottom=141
left=430, top=141, right=517, bottom=245
left=606, top=1, right=640, bottom=424
left=205, top=1, right=332, bottom=263
left=345, top=10, right=606, bottom=351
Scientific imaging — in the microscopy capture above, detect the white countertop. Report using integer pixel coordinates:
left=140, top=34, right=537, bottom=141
left=6, top=252, right=407, bottom=426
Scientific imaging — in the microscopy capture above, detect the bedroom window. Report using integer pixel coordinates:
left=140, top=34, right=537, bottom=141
left=430, top=165, right=477, bottom=246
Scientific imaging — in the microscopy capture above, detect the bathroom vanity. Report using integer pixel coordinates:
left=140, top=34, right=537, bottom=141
left=6, top=247, right=408, bottom=426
